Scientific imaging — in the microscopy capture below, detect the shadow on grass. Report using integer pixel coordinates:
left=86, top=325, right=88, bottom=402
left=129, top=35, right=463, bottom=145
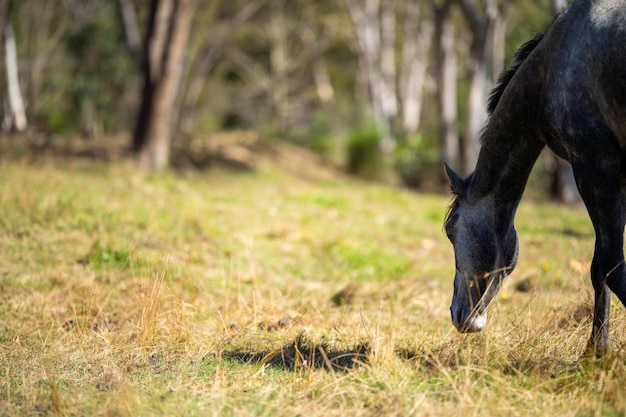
left=396, top=341, right=588, bottom=380
left=223, top=333, right=592, bottom=379
left=221, top=333, right=370, bottom=372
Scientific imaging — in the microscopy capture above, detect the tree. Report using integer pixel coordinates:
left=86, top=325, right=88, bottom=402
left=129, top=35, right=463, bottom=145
left=456, top=0, right=510, bottom=175
left=116, top=0, right=141, bottom=63
left=431, top=0, right=459, bottom=172
left=176, top=1, right=263, bottom=134
left=399, top=2, right=432, bottom=136
left=346, top=0, right=398, bottom=148
left=133, top=0, right=192, bottom=170
left=1, top=0, right=27, bottom=132
left=219, top=0, right=335, bottom=138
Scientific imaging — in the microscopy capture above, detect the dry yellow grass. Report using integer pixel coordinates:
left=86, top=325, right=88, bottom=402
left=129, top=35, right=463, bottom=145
left=0, top=155, right=625, bottom=416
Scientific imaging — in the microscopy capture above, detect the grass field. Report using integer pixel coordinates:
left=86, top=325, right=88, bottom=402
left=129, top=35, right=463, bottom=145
left=1, top=151, right=626, bottom=416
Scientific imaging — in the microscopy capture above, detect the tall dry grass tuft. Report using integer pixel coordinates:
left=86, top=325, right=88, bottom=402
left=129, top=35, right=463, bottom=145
left=138, top=269, right=167, bottom=346
left=134, top=261, right=194, bottom=351
left=41, top=365, right=63, bottom=417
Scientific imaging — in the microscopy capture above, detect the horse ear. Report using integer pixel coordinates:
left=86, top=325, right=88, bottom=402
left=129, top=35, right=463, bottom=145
left=444, top=163, right=466, bottom=195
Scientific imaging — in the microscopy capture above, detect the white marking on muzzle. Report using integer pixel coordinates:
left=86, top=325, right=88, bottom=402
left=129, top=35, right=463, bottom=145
left=462, top=312, right=487, bottom=333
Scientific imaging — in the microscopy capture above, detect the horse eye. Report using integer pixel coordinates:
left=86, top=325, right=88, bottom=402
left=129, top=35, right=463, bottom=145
left=445, top=227, right=455, bottom=242
left=445, top=216, right=457, bottom=241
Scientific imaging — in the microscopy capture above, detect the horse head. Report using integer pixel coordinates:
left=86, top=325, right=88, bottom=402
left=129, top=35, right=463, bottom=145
left=444, top=164, right=519, bottom=333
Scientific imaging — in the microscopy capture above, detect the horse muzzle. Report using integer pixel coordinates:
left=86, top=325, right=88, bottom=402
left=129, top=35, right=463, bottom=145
left=450, top=305, right=487, bottom=333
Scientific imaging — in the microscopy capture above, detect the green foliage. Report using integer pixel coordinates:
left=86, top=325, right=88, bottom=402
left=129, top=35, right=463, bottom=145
left=81, top=242, right=131, bottom=269
left=62, top=15, right=135, bottom=134
left=309, top=131, right=336, bottom=160
left=24, top=5, right=137, bottom=136
left=346, top=124, right=384, bottom=180
left=394, top=134, right=441, bottom=188
left=301, top=113, right=335, bottom=156
left=38, top=107, right=72, bottom=134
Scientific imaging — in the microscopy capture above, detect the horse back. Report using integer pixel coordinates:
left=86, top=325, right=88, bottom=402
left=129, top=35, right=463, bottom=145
left=538, top=0, right=626, bottom=153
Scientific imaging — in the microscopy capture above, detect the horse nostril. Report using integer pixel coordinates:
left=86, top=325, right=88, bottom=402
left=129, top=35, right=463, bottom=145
left=451, top=304, right=485, bottom=333
left=450, top=305, right=464, bottom=330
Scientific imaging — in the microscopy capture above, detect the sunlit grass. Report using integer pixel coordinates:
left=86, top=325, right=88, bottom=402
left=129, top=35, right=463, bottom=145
left=0, top=158, right=625, bottom=416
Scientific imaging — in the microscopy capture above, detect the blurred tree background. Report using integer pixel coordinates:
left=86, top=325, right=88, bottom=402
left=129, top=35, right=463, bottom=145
left=1, top=0, right=572, bottom=194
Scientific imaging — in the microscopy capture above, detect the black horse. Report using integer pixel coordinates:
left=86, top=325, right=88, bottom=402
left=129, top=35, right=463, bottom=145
left=444, top=0, right=626, bottom=356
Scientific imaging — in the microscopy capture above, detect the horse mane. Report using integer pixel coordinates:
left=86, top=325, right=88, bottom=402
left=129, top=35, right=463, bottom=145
left=444, top=197, right=459, bottom=234
left=486, top=34, right=545, bottom=115
left=446, top=29, right=552, bottom=220
left=447, top=34, right=543, bottom=223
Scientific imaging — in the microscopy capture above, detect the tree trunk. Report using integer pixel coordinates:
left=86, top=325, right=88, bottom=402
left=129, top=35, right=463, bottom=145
left=116, top=0, right=142, bottom=65
left=313, top=58, right=334, bottom=103
left=549, top=153, right=580, bottom=203
left=400, top=3, right=432, bottom=135
left=432, top=0, right=459, bottom=172
left=379, top=0, right=397, bottom=121
left=134, top=0, right=192, bottom=170
left=464, top=35, right=488, bottom=175
left=488, top=0, right=506, bottom=83
left=268, top=1, right=290, bottom=133
left=3, top=20, right=27, bottom=132
left=552, top=0, right=567, bottom=13
left=457, top=0, right=508, bottom=175
left=346, top=0, right=398, bottom=147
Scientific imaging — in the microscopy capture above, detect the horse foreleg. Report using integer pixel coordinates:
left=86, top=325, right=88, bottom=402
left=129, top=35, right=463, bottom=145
left=588, top=260, right=613, bottom=356
left=588, top=250, right=626, bottom=356
left=573, top=160, right=626, bottom=356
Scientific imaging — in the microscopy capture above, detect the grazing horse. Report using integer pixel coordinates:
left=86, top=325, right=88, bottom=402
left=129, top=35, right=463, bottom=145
left=444, top=0, right=626, bottom=355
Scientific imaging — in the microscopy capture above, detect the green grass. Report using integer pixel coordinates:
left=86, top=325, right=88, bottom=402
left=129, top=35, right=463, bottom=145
left=1, top=157, right=625, bottom=416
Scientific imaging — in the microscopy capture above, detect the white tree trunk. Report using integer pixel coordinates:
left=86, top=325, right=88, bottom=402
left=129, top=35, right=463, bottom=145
left=431, top=0, right=459, bottom=171
left=379, top=0, right=397, bottom=120
left=347, top=0, right=381, bottom=115
left=458, top=0, right=509, bottom=175
left=440, top=23, right=458, bottom=169
left=346, top=0, right=397, bottom=145
left=313, top=59, right=334, bottom=102
left=488, top=0, right=506, bottom=83
left=268, top=1, right=290, bottom=131
left=4, top=21, right=27, bottom=132
left=400, top=4, right=432, bottom=135
left=464, top=47, right=488, bottom=175
left=552, top=0, right=568, bottom=13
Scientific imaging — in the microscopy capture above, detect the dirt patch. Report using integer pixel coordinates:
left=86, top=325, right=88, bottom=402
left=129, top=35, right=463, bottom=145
left=0, top=131, right=343, bottom=180
left=174, top=131, right=343, bottom=180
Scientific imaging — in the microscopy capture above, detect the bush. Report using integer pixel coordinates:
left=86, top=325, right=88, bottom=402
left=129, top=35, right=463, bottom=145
left=394, top=134, right=440, bottom=188
left=346, top=125, right=384, bottom=180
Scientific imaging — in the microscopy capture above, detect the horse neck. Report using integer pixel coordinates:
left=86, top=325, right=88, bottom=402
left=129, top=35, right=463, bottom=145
left=466, top=39, right=547, bottom=228
left=469, top=115, right=545, bottom=229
